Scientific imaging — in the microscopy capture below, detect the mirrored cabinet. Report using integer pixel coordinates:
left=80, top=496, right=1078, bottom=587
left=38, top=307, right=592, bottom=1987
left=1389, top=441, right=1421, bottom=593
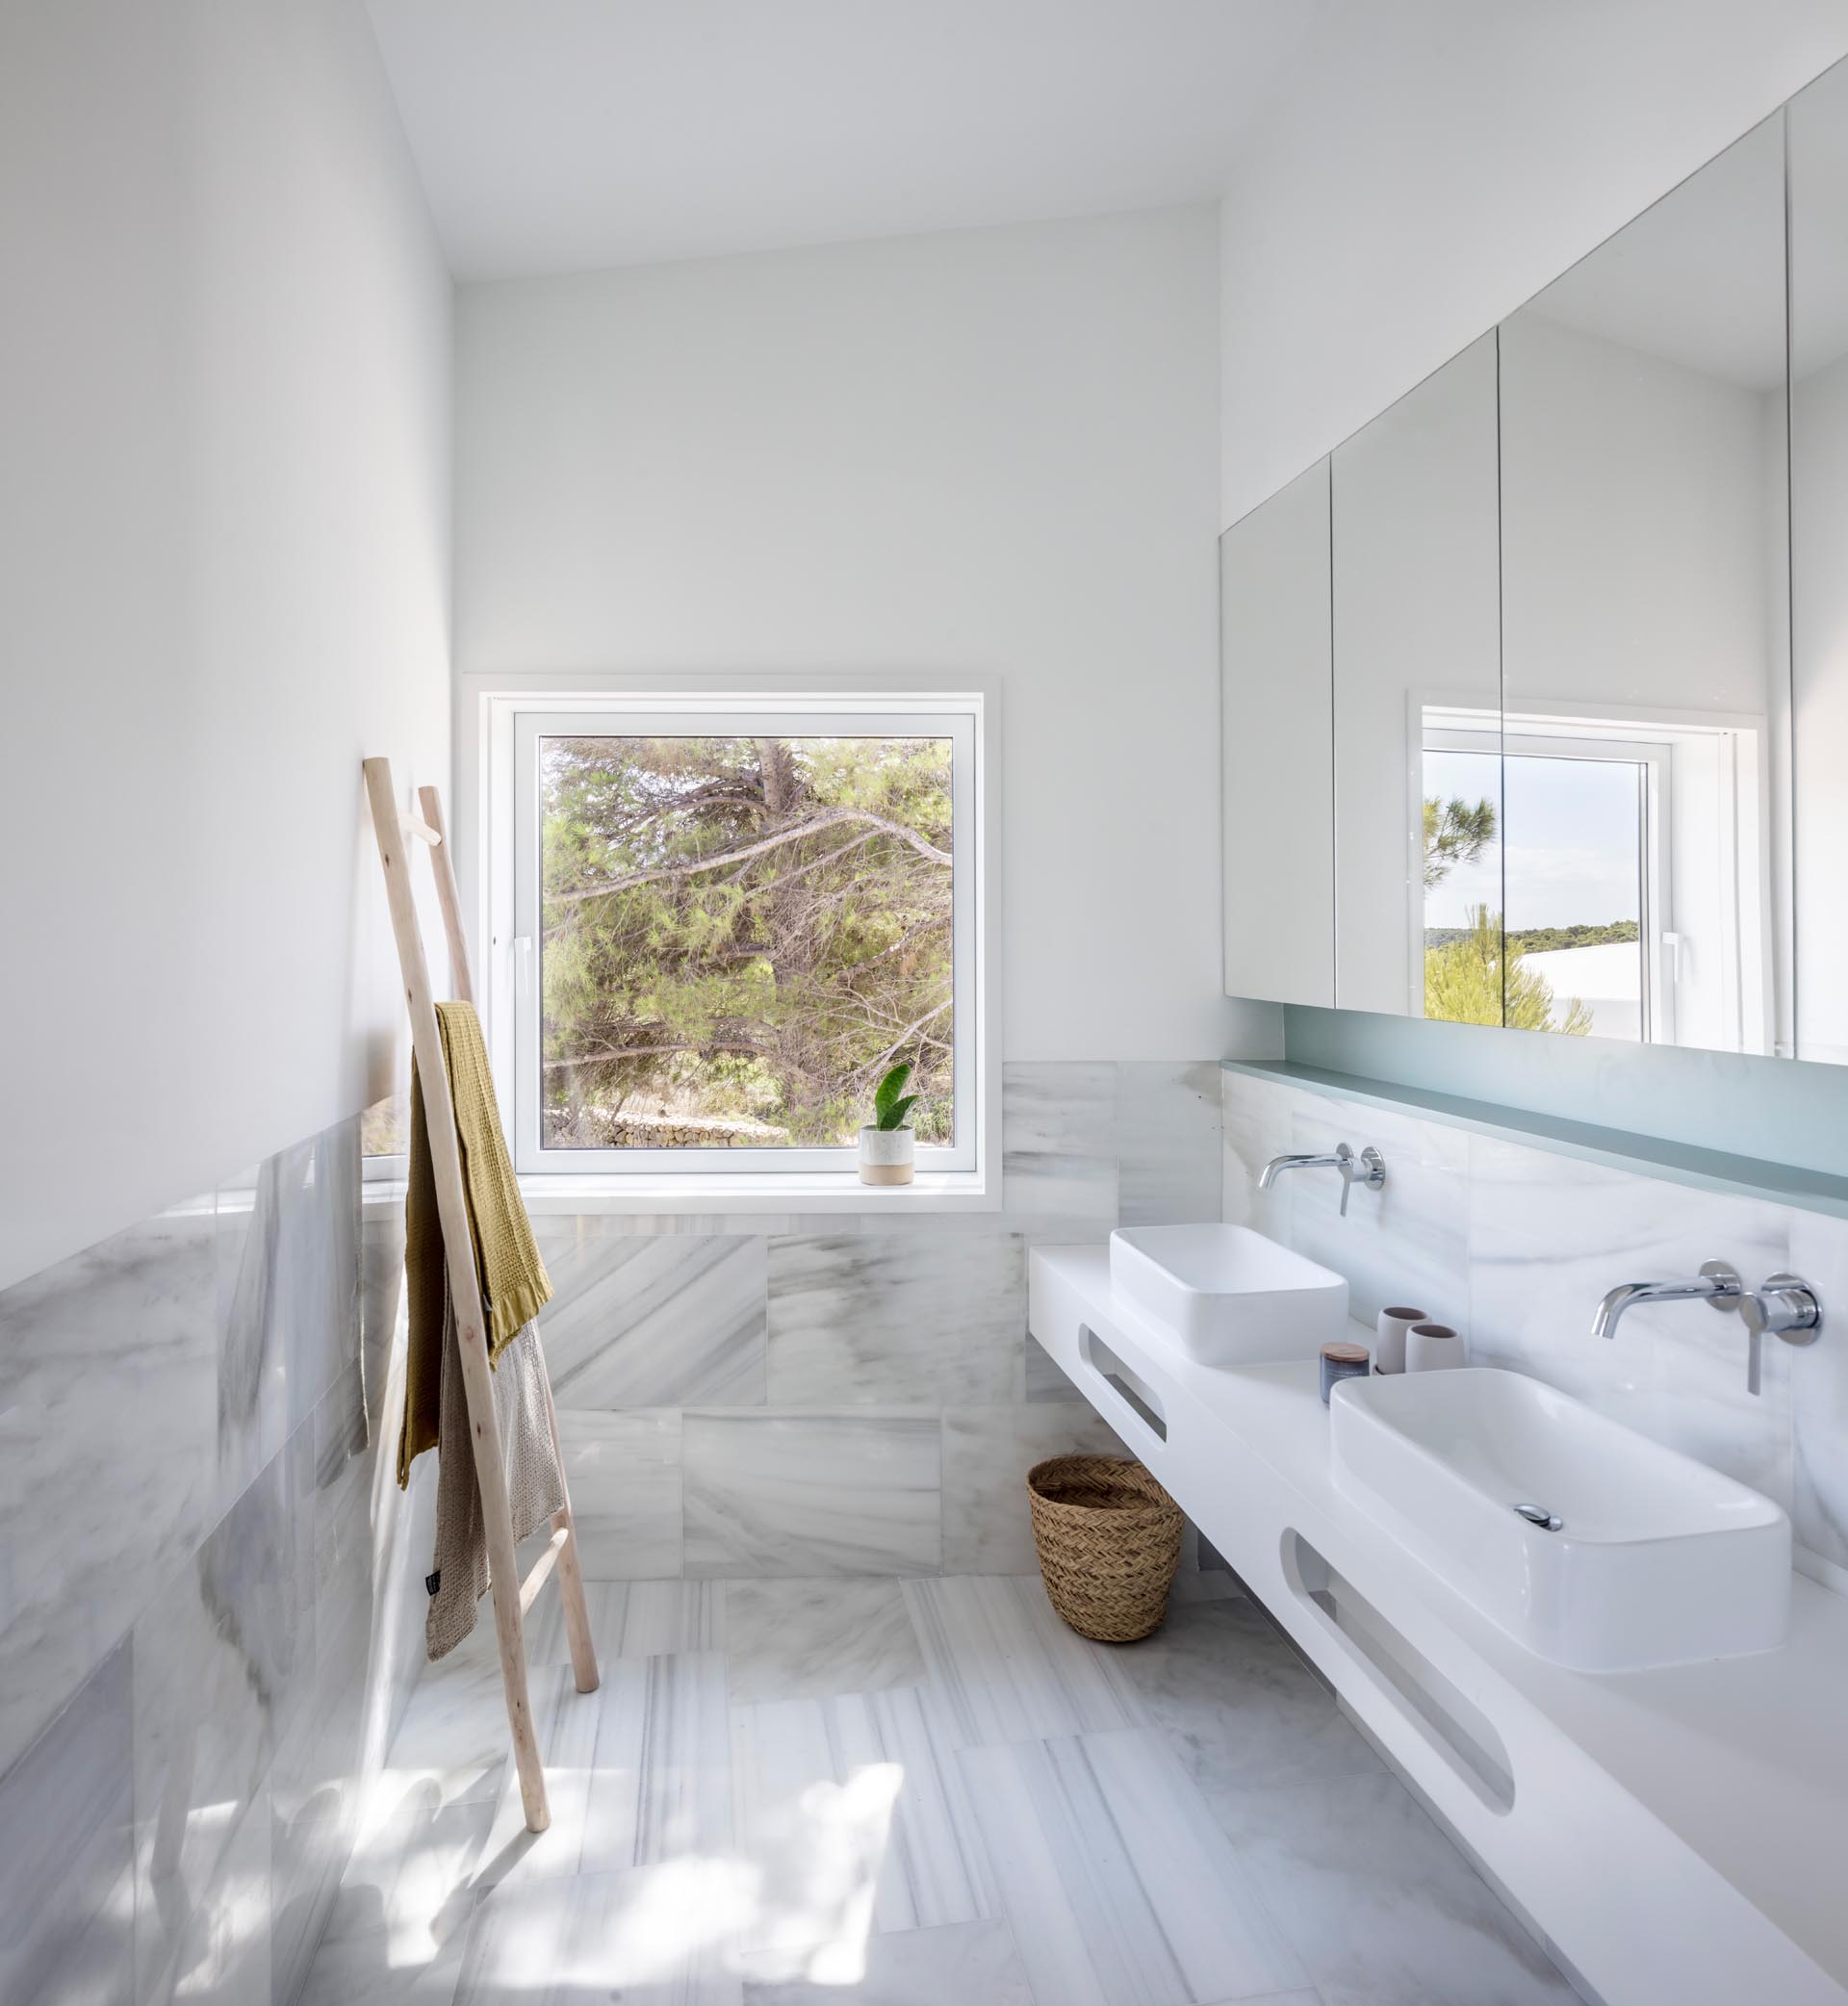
left=1222, top=56, right=1847, bottom=1071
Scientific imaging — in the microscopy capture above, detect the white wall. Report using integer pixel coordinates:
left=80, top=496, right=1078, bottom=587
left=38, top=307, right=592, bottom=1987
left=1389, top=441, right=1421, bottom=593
left=0, top=0, right=452, bottom=1289
left=457, top=208, right=1266, bottom=1065
left=1218, top=0, right=1848, bottom=528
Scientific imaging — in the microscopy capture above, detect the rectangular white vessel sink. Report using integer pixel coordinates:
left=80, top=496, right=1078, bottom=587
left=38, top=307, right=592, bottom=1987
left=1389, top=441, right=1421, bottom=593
left=1109, top=1223, right=1348, bottom=1366
left=1330, top=1367, right=1791, bottom=1671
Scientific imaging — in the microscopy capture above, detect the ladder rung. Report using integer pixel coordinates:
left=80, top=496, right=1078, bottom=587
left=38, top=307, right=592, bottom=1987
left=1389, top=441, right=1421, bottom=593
left=520, top=1525, right=570, bottom=1614
left=401, top=812, right=442, bottom=847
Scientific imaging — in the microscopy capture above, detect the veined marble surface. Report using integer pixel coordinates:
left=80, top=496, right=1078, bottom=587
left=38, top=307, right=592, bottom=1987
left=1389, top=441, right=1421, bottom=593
left=1222, top=1067, right=1848, bottom=1582
left=684, top=1412, right=942, bottom=1578
left=299, top=1571, right=1571, bottom=2005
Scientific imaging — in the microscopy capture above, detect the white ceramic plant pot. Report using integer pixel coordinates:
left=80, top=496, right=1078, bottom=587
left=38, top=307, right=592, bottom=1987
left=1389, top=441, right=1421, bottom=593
left=859, top=1124, right=914, bottom=1186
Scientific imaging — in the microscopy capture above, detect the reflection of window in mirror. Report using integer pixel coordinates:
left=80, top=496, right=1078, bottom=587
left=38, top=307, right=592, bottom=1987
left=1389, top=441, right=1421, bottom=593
left=1417, top=702, right=1769, bottom=1051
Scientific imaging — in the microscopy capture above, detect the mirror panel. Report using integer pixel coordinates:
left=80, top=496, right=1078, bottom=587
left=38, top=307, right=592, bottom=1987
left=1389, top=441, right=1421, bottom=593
left=1221, top=459, right=1335, bottom=1005
left=1332, top=333, right=1502, bottom=1019
left=1498, top=116, right=1790, bottom=1054
left=1790, top=58, right=1848, bottom=1065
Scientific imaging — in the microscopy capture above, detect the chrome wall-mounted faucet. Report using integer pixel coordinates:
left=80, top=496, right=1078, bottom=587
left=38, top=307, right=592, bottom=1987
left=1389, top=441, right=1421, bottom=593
left=1592, top=1260, right=1822, bottom=1394
left=1258, top=1143, right=1386, bottom=1218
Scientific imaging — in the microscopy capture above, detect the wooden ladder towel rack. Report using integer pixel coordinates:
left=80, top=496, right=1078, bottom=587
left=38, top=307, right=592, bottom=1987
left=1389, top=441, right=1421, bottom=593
left=363, top=756, right=599, bottom=1835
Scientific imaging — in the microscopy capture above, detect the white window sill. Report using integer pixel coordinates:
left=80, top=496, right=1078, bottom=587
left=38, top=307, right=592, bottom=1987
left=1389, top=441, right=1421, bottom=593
left=514, top=1170, right=996, bottom=1215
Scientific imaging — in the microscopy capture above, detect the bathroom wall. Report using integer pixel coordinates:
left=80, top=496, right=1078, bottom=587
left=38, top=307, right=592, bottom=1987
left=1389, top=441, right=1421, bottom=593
left=455, top=204, right=1259, bottom=1064
left=526, top=1062, right=1218, bottom=1582
left=1222, top=1066, right=1848, bottom=1591
left=0, top=0, right=452, bottom=1291
left=0, top=1109, right=432, bottom=2005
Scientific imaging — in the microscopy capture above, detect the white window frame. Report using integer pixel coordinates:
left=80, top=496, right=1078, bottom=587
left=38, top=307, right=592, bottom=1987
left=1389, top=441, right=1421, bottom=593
left=463, top=680, right=997, bottom=1210
left=1415, top=695, right=1769, bottom=1052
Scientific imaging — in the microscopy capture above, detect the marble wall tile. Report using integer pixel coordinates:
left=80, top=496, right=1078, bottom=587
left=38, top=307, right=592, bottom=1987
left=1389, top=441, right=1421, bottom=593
left=132, top=1448, right=302, bottom=2004
left=940, top=1403, right=1128, bottom=1574
left=538, top=1232, right=767, bottom=1407
left=731, top=1684, right=995, bottom=1971
left=0, top=1206, right=218, bottom=1777
left=684, top=1413, right=941, bottom=1578
left=1207, top=1768, right=1574, bottom=2005
left=1219, top=1069, right=1296, bottom=1236
left=272, top=1120, right=364, bottom=1440
left=554, top=1409, right=683, bottom=1579
left=1023, top=1330, right=1071, bottom=1403
left=216, top=1163, right=288, bottom=1503
left=1000, top=1062, right=1118, bottom=1237
left=157, top=1781, right=276, bottom=2006
left=1467, top=1137, right=1793, bottom=1502
left=957, top=1727, right=1307, bottom=2006
left=1284, top=1100, right=1471, bottom=1331
left=765, top=1235, right=1025, bottom=1406
left=1115, top=1061, right=1222, bottom=1227
left=1789, top=1210, right=1848, bottom=1567
left=0, top=1637, right=135, bottom=2006
left=725, top=1579, right=924, bottom=1703
left=901, top=1576, right=1146, bottom=1747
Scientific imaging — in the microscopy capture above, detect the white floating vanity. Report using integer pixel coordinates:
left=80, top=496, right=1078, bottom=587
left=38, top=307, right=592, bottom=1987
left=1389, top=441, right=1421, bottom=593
left=1030, top=1240, right=1848, bottom=2006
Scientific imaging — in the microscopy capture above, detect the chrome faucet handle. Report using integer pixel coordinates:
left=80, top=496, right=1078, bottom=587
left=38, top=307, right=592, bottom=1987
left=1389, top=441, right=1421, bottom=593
left=1739, top=1273, right=1822, bottom=1395
left=1336, top=1144, right=1387, bottom=1219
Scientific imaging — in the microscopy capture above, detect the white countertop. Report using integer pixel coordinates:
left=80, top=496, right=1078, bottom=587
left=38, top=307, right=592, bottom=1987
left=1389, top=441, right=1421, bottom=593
left=1035, top=1245, right=1848, bottom=1990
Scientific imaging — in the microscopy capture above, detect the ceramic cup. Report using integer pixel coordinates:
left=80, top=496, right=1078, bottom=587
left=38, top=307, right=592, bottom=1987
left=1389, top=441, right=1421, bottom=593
left=1406, top=1322, right=1465, bottom=1373
left=1373, top=1305, right=1429, bottom=1376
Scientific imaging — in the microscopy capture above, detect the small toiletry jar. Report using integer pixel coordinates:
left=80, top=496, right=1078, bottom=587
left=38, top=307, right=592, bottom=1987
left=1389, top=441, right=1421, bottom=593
left=1320, top=1341, right=1370, bottom=1404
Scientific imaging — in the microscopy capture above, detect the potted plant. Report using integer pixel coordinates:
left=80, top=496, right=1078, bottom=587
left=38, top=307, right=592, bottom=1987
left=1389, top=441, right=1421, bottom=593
left=858, top=1063, right=918, bottom=1186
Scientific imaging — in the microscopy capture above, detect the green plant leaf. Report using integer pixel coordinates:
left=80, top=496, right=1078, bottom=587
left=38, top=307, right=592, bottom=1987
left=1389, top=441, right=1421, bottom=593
left=876, top=1093, right=918, bottom=1133
left=873, top=1063, right=912, bottom=1123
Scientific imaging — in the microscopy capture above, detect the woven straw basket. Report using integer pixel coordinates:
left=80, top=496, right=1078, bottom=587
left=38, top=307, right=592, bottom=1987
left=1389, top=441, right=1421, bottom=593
left=1026, top=1454, right=1184, bottom=1643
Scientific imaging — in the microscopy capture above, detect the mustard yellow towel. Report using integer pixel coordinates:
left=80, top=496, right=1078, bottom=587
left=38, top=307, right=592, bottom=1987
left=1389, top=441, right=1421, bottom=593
left=398, top=1000, right=552, bottom=1486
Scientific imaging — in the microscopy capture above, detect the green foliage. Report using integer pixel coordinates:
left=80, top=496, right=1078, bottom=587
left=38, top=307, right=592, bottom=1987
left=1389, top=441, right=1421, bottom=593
left=1424, top=906, right=1593, bottom=1036
left=872, top=1063, right=918, bottom=1133
left=1423, top=794, right=1498, bottom=889
left=540, top=735, right=954, bottom=1148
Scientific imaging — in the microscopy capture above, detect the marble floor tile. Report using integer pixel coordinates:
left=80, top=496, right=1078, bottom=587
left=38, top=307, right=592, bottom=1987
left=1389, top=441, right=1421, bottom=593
left=476, top=1651, right=730, bottom=1888
left=297, top=1920, right=470, bottom=2006
left=0, top=1639, right=134, bottom=2006
left=554, top=1408, right=683, bottom=1579
left=732, top=1685, right=994, bottom=1967
left=1209, top=1769, right=1574, bottom=2006
left=684, top=1412, right=941, bottom=1578
left=323, top=1785, right=495, bottom=1959
left=538, top=1232, right=768, bottom=1407
left=738, top=1916, right=1036, bottom=2004
left=503, top=1578, right=729, bottom=1669
left=1115, top=1060, right=1223, bottom=1227
left=1117, top=1597, right=1381, bottom=1793
left=959, top=1727, right=1307, bottom=2006
left=902, top=1575, right=1147, bottom=1747
left=726, top=1578, right=924, bottom=1702
left=455, top=1858, right=748, bottom=2006
left=766, top=1234, right=1026, bottom=1405
left=1000, top=1061, right=1120, bottom=1237
left=941, top=1403, right=1129, bottom=1574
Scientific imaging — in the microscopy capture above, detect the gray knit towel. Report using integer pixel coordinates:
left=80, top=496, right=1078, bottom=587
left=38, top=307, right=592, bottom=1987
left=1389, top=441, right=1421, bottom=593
left=425, top=1290, right=566, bottom=1662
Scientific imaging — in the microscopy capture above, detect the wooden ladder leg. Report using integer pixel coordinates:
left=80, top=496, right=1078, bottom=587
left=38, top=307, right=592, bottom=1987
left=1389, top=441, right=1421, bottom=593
left=539, top=1363, right=601, bottom=1695
left=452, top=1311, right=553, bottom=1833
